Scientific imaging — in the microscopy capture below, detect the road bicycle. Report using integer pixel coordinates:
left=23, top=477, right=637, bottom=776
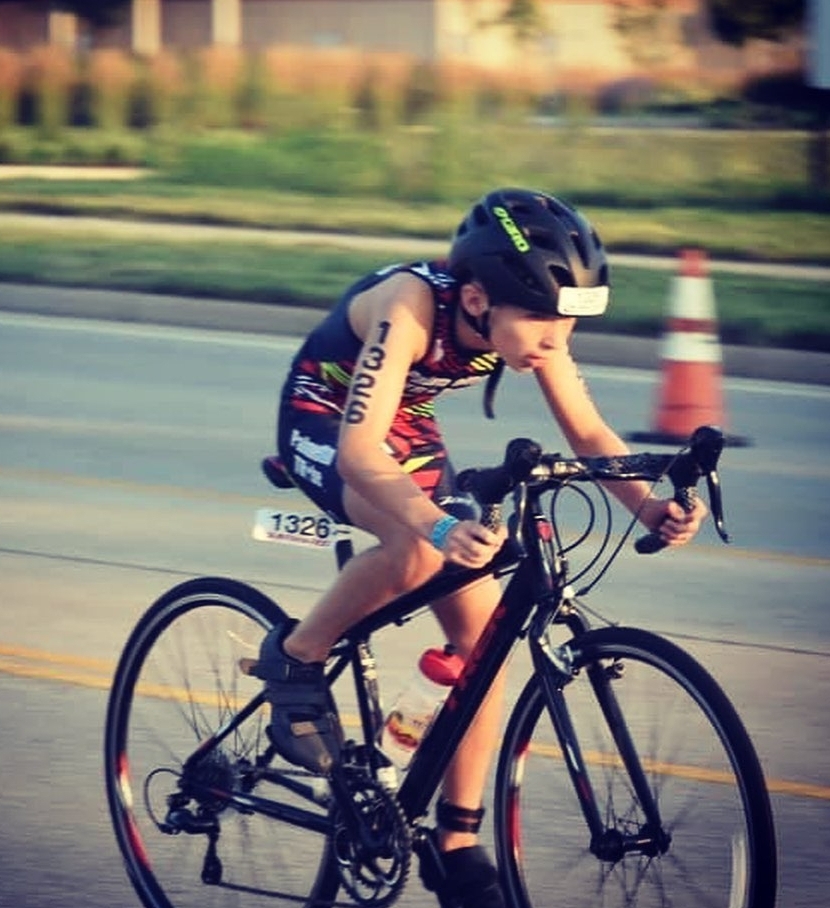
left=104, top=424, right=777, bottom=908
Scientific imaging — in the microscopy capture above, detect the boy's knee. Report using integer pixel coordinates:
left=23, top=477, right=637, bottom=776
left=382, top=537, right=444, bottom=595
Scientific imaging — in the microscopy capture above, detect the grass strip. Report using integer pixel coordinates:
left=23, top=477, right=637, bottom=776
left=1, top=178, right=829, bottom=264
left=0, top=232, right=826, bottom=351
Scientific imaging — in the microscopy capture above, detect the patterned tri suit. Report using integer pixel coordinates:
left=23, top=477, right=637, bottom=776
left=278, top=261, right=502, bottom=524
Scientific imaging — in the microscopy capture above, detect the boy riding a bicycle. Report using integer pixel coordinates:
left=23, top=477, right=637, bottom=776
left=257, top=188, right=707, bottom=908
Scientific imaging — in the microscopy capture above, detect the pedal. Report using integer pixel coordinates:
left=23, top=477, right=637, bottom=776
left=238, top=657, right=259, bottom=677
left=414, top=827, right=449, bottom=894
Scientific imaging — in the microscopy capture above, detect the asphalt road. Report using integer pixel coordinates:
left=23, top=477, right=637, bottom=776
left=0, top=310, right=828, bottom=907
left=2, top=281, right=829, bottom=387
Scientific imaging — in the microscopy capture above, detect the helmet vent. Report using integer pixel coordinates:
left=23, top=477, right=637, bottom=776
left=549, top=266, right=574, bottom=292
left=473, top=204, right=490, bottom=226
left=503, top=254, right=545, bottom=295
left=526, top=227, right=558, bottom=252
left=569, top=230, right=589, bottom=267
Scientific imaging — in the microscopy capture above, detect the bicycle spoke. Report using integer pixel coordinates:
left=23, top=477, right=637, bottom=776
left=105, top=578, right=341, bottom=908
left=495, top=627, right=775, bottom=908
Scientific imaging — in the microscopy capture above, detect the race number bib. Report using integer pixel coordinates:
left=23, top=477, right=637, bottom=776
left=251, top=508, right=343, bottom=549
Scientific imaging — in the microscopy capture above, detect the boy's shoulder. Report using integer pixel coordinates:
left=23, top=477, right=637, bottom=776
left=373, top=260, right=456, bottom=295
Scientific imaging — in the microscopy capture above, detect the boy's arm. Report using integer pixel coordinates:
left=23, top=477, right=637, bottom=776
left=534, top=341, right=707, bottom=544
left=335, top=276, right=454, bottom=540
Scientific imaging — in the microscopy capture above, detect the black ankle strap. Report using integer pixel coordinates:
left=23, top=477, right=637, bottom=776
left=436, top=797, right=485, bottom=834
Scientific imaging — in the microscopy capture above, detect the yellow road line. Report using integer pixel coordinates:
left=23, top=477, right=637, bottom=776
left=529, top=742, right=830, bottom=801
left=0, top=641, right=114, bottom=673
left=1, top=643, right=828, bottom=802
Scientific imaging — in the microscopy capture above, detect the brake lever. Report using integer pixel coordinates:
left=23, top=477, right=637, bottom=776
left=706, top=467, right=730, bottom=543
left=693, top=425, right=729, bottom=543
left=635, top=425, right=729, bottom=554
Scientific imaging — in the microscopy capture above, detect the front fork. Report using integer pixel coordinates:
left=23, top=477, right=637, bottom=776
left=530, top=600, right=669, bottom=861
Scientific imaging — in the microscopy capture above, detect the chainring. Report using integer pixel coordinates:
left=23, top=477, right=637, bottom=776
left=332, top=774, right=412, bottom=907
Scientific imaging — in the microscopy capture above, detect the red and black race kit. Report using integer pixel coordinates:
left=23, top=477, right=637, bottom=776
left=277, top=261, right=501, bottom=523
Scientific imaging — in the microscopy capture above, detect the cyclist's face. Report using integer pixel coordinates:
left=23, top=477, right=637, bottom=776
left=488, top=305, right=574, bottom=372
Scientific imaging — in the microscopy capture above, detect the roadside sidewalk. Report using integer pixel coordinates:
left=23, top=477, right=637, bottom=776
left=2, top=211, right=830, bottom=283
left=2, top=281, right=829, bottom=386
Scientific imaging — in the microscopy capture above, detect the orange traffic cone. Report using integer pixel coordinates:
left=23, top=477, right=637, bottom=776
left=628, top=248, right=750, bottom=447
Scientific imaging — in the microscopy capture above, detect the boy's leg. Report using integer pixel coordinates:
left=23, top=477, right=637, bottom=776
left=284, top=483, right=446, bottom=661
left=423, top=579, right=508, bottom=908
left=431, top=577, right=507, bottom=850
left=261, top=482, right=447, bottom=773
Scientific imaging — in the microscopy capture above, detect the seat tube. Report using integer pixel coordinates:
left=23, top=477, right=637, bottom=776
left=352, top=639, right=384, bottom=749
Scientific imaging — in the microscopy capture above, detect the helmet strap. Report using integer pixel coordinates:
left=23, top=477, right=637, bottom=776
left=483, top=357, right=505, bottom=420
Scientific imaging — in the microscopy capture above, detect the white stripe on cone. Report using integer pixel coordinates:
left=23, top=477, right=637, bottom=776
left=662, top=331, right=722, bottom=363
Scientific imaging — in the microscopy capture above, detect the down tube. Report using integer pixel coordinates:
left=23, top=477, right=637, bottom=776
left=397, top=567, right=538, bottom=821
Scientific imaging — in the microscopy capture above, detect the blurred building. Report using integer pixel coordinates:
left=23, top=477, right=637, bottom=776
left=0, top=0, right=803, bottom=87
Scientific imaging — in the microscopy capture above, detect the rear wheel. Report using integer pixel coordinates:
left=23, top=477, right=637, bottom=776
left=104, top=577, right=341, bottom=908
left=494, top=626, right=776, bottom=908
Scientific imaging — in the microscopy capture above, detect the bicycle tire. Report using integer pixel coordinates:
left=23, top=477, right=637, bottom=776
left=494, top=625, right=777, bottom=908
left=104, top=576, right=342, bottom=908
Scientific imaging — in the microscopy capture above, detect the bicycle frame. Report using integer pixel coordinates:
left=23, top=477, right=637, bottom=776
left=109, top=426, right=780, bottom=908
left=181, top=472, right=664, bottom=864
left=332, top=481, right=664, bottom=857
left=185, top=420, right=741, bottom=851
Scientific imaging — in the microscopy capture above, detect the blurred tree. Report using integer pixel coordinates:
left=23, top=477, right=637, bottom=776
left=706, top=0, right=805, bottom=46
left=57, top=0, right=131, bottom=28
left=495, top=0, right=547, bottom=43
left=613, top=0, right=674, bottom=67
left=0, top=0, right=131, bottom=29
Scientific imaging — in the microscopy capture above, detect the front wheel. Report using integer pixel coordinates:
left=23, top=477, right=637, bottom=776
left=104, top=576, right=341, bottom=908
left=494, top=626, right=776, bottom=908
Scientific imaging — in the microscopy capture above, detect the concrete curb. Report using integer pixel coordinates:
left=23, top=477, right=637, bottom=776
left=0, top=282, right=325, bottom=338
left=1, top=281, right=829, bottom=387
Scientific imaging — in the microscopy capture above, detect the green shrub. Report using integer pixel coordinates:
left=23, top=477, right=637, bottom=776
left=86, top=48, right=136, bottom=130
left=168, top=130, right=388, bottom=194
left=139, top=51, right=186, bottom=129
left=0, top=48, right=23, bottom=129
left=23, top=44, right=76, bottom=137
left=194, top=45, right=244, bottom=129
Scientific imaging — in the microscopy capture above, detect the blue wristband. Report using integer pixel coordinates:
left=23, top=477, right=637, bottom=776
left=430, top=515, right=460, bottom=552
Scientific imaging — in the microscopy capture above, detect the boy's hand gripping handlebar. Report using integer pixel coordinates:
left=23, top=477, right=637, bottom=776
left=634, top=425, right=730, bottom=554
left=458, top=426, right=730, bottom=555
left=460, top=437, right=543, bottom=533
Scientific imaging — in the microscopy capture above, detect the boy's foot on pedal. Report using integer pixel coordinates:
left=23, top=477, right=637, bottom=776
left=420, top=834, right=506, bottom=908
left=438, top=845, right=506, bottom=908
left=254, top=622, right=343, bottom=775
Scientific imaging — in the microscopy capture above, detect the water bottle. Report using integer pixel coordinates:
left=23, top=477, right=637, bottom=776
left=381, top=645, right=464, bottom=771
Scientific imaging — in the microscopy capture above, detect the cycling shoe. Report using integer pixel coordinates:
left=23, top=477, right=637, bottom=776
left=255, top=622, right=343, bottom=775
left=420, top=837, right=506, bottom=908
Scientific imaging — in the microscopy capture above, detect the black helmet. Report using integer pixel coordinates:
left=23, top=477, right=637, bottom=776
left=448, top=188, right=610, bottom=317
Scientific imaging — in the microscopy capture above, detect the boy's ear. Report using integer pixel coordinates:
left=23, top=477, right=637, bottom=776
left=460, top=282, right=489, bottom=317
